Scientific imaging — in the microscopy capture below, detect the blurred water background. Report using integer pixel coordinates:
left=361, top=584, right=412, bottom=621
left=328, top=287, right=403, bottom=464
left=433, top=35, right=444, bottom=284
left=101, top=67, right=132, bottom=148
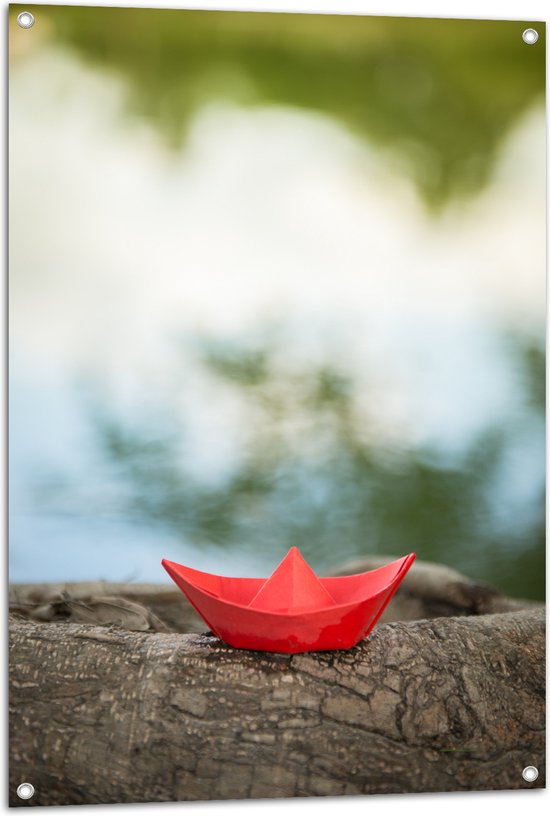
left=9, top=6, right=545, bottom=598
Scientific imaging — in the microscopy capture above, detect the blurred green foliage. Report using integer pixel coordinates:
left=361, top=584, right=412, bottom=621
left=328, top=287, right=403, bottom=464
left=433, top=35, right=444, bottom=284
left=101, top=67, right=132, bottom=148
left=9, top=5, right=545, bottom=596
left=94, top=333, right=544, bottom=600
left=12, top=5, right=546, bottom=207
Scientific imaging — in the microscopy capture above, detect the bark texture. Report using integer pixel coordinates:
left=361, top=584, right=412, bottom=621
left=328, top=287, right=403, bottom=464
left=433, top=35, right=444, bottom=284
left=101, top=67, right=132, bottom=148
left=9, top=555, right=539, bottom=635
left=9, top=607, right=545, bottom=805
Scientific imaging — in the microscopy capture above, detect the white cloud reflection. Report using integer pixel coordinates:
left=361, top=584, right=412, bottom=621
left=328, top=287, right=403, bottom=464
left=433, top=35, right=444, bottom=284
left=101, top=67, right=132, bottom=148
left=9, top=47, right=545, bottom=581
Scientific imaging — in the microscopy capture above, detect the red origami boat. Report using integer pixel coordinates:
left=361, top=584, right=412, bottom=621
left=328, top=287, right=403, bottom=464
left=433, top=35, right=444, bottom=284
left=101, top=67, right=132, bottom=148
left=162, top=547, right=415, bottom=653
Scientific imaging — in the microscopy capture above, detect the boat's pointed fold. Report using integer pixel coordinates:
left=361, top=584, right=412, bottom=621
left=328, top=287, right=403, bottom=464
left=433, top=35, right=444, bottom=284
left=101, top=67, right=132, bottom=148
left=248, top=547, right=336, bottom=612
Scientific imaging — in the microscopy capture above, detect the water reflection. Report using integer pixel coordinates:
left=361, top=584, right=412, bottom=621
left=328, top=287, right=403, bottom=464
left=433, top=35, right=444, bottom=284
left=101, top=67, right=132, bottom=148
left=9, top=6, right=545, bottom=598
left=91, top=332, right=544, bottom=600
left=12, top=6, right=545, bottom=208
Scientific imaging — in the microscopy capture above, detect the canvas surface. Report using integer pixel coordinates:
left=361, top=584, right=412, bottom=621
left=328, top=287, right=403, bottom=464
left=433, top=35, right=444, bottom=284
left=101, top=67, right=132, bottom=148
left=8, top=3, right=545, bottom=805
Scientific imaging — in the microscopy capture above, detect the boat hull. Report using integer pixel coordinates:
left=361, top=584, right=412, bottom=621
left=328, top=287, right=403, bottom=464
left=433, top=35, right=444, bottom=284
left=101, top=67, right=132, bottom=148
left=162, top=553, right=415, bottom=653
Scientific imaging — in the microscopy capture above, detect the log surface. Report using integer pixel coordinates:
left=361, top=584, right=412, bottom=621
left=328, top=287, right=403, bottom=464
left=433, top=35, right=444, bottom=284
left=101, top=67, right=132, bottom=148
left=9, top=607, right=545, bottom=805
left=9, top=555, right=540, bottom=635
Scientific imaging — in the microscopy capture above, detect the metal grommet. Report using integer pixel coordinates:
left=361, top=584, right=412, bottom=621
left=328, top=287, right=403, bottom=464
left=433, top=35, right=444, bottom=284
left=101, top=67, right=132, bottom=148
left=17, top=783, right=35, bottom=800
left=522, top=765, right=539, bottom=782
left=522, top=28, right=539, bottom=45
left=17, top=11, right=35, bottom=29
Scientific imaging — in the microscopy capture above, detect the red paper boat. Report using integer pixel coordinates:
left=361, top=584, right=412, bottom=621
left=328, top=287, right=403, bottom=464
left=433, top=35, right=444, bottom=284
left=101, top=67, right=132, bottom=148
left=162, top=547, right=415, bottom=653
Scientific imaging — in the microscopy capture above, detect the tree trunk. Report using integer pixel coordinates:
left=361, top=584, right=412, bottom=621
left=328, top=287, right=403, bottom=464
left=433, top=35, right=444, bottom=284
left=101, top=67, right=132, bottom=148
left=8, top=555, right=539, bottom=634
left=9, top=606, right=545, bottom=805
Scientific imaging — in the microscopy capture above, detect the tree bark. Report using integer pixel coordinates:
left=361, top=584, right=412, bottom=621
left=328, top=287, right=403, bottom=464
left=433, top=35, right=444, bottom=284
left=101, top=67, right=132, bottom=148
left=9, top=555, right=540, bottom=634
left=9, top=607, right=545, bottom=805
